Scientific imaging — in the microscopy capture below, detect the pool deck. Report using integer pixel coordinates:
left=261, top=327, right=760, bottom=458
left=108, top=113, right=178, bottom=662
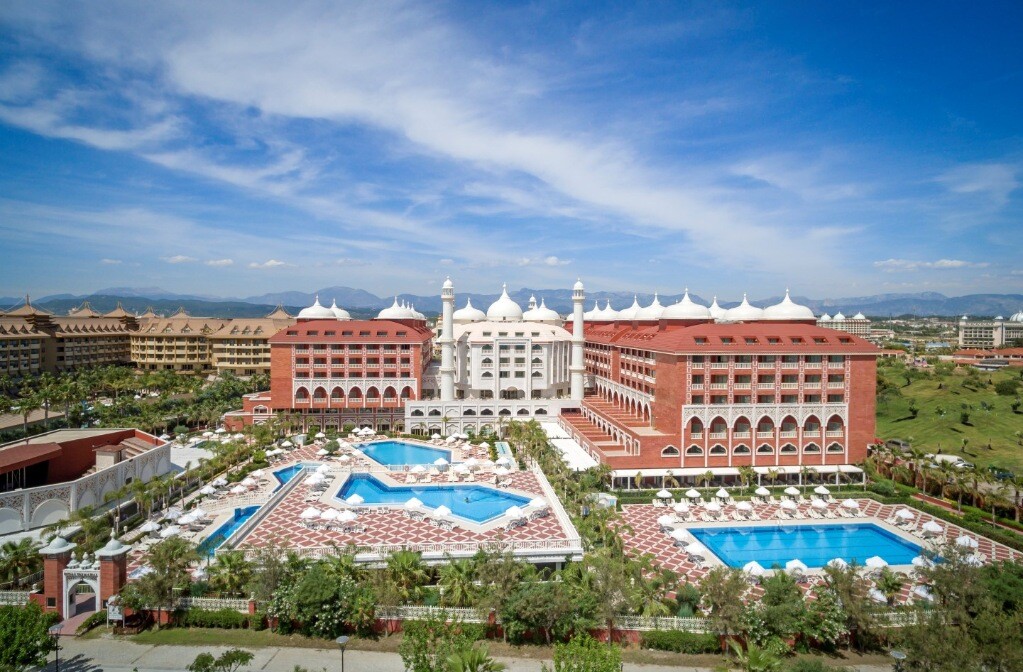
left=618, top=497, right=1023, bottom=606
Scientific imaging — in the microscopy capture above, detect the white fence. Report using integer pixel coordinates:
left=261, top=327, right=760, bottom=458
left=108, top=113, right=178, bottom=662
left=176, top=596, right=250, bottom=612
left=0, top=591, right=31, bottom=606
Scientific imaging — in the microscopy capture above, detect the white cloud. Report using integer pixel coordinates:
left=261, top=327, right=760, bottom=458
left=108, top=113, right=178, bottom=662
left=248, top=259, right=287, bottom=269
left=205, top=258, right=233, bottom=267
left=100, top=258, right=122, bottom=265
left=163, top=255, right=196, bottom=264
left=438, top=258, right=454, bottom=266
left=333, top=258, right=370, bottom=267
left=937, top=163, right=1019, bottom=207
left=873, top=258, right=990, bottom=272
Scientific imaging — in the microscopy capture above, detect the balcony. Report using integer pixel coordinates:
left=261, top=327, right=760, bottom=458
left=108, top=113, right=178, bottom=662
left=828, top=381, right=845, bottom=388
left=828, top=362, right=844, bottom=368
left=710, top=362, right=729, bottom=369
left=757, top=383, right=775, bottom=389
left=734, top=362, right=751, bottom=369
left=691, top=383, right=704, bottom=390
left=733, top=431, right=751, bottom=439
left=781, top=361, right=799, bottom=369
left=780, top=383, right=798, bottom=389
left=780, top=430, right=797, bottom=438
left=690, top=431, right=703, bottom=439
left=708, top=431, right=727, bottom=440
left=756, top=431, right=774, bottom=438
left=826, top=430, right=844, bottom=437
left=709, top=383, right=728, bottom=390
left=734, top=382, right=751, bottom=389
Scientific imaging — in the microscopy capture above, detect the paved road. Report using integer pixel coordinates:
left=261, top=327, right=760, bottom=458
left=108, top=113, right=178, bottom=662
left=46, top=638, right=895, bottom=672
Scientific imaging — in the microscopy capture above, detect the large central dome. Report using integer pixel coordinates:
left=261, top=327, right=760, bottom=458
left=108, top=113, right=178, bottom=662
left=486, top=284, right=523, bottom=321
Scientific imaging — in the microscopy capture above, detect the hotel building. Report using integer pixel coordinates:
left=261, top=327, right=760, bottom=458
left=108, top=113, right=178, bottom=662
left=958, top=311, right=1023, bottom=349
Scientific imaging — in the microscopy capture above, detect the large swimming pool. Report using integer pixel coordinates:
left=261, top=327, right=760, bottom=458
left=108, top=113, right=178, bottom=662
left=336, top=474, right=529, bottom=523
left=690, top=523, right=922, bottom=569
left=197, top=506, right=260, bottom=557
left=359, top=440, right=454, bottom=466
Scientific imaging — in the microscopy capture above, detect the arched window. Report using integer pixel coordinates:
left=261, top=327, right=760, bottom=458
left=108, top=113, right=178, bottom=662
left=661, top=445, right=680, bottom=457
left=411, top=410, right=424, bottom=417
left=295, top=387, right=310, bottom=400
left=709, top=444, right=727, bottom=455
left=330, top=387, right=344, bottom=399
left=803, top=443, right=821, bottom=454
left=348, top=387, right=363, bottom=399
left=481, top=409, right=493, bottom=416
left=253, top=405, right=268, bottom=414
left=803, top=416, right=821, bottom=432
left=517, top=408, right=529, bottom=415
left=428, top=409, right=441, bottom=417
left=756, top=444, right=774, bottom=454
left=532, top=371, right=542, bottom=377
left=498, top=409, right=511, bottom=416
left=365, top=387, right=380, bottom=399
left=826, top=442, right=844, bottom=453
left=482, top=371, right=493, bottom=378
left=532, top=357, right=542, bottom=364
left=780, top=443, right=797, bottom=454
left=482, top=357, right=493, bottom=364
left=464, top=409, right=476, bottom=416
left=686, top=445, right=704, bottom=456
left=534, top=409, right=547, bottom=415
left=733, top=444, right=751, bottom=455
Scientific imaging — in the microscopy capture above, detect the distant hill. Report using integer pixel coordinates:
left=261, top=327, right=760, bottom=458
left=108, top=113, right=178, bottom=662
left=8, top=287, right=1022, bottom=320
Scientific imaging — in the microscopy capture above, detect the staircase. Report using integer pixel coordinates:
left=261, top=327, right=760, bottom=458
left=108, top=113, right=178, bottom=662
left=119, top=437, right=153, bottom=458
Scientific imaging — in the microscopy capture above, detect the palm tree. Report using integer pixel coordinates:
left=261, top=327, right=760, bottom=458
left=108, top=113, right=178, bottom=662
left=724, top=638, right=783, bottom=672
left=386, top=550, right=430, bottom=604
left=444, top=644, right=506, bottom=672
left=17, top=392, right=43, bottom=441
left=737, top=466, right=756, bottom=494
left=438, top=557, right=478, bottom=607
left=1008, top=476, right=1023, bottom=523
left=985, top=482, right=1012, bottom=526
left=103, top=483, right=132, bottom=537
left=799, top=465, right=815, bottom=493
left=875, top=567, right=904, bottom=606
left=0, top=538, right=42, bottom=584
left=209, top=551, right=253, bottom=596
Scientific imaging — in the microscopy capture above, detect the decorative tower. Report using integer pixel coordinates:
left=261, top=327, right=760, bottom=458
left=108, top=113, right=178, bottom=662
left=440, top=277, right=456, bottom=401
left=570, top=278, right=586, bottom=400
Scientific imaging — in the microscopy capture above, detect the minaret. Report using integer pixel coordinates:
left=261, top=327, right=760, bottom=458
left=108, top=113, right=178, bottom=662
left=570, top=278, right=586, bottom=400
left=439, top=277, right=456, bottom=401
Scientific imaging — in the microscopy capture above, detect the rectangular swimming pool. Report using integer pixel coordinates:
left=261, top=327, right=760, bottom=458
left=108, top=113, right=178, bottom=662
left=337, top=473, right=529, bottom=523
left=689, top=523, right=922, bottom=569
left=197, top=506, right=260, bottom=557
left=359, top=440, right=454, bottom=466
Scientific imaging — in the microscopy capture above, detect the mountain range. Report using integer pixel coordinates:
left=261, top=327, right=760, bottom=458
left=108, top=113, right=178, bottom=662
left=3, top=287, right=1021, bottom=320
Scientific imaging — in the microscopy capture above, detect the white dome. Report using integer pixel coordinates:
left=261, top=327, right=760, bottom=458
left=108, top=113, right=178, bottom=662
left=852, top=312, right=866, bottom=320
left=709, top=296, right=727, bottom=320
left=527, top=294, right=538, bottom=310
left=298, top=295, right=336, bottom=320
left=661, top=290, right=712, bottom=320
left=598, top=299, right=619, bottom=321
left=442, top=277, right=453, bottom=290
left=833, top=312, right=846, bottom=321
left=486, top=285, right=523, bottom=321
left=617, top=296, right=642, bottom=320
left=584, top=300, right=601, bottom=321
left=378, top=297, right=414, bottom=320
left=819, top=313, right=832, bottom=322
left=329, top=299, right=352, bottom=320
left=1010, top=310, right=1023, bottom=322
left=573, top=278, right=585, bottom=291
left=524, top=298, right=561, bottom=323
left=762, top=290, right=815, bottom=321
left=453, top=298, right=487, bottom=323
left=995, top=316, right=1005, bottom=321
left=724, top=294, right=765, bottom=321
left=636, top=294, right=665, bottom=320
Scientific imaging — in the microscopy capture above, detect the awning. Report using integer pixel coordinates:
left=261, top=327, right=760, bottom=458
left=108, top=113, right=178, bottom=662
left=611, top=467, right=741, bottom=478
left=0, top=442, right=63, bottom=471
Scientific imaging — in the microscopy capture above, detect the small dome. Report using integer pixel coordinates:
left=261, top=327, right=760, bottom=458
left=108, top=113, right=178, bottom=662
left=453, top=298, right=487, bottom=323
left=298, top=295, right=336, bottom=320
left=378, top=297, right=414, bottom=320
left=636, top=294, right=665, bottom=320
left=995, top=315, right=1005, bottom=321
left=442, top=277, right=453, bottom=290
left=486, top=284, right=523, bottom=321
left=1008, top=310, right=1023, bottom=322
left=329, top=299, right=351, bottom=320
left=661, top=290, right=712, bottom=320
left=527, top=295, right=538, bottom=311
left=819, top=313, right=832, bottom=322
left=762, top=290, right=815, bottom=321
left=833, top=311, right=846, bottom=321
left=617, top=296, right=643, bottom=320
left=852, top=312, right=866, bottom=320
left=524, top=298, right=561, bottom=323
left=97, top=537, right=128, bottom=557
left=573, top=278, right=585, bottom=291
left=709, top=296, right=727, bottom=320
left=584, top=300, right=601, bottom=321
left=724, top=294, right=764, bottom=321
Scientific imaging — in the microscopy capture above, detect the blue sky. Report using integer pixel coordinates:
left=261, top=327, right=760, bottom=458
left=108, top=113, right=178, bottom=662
left=0, top=1, right=1020, bottom=301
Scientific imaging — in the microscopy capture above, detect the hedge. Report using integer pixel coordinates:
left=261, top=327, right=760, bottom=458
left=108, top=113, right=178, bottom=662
left=76, top=610, right=108, bottom=635
left=640, top=630, right=720, bottom=654
left=178, top=607, right=249, bottom=629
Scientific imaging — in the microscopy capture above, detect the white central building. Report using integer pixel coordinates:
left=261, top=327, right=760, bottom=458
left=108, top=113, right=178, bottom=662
left=405, top=280, right=586, bottom=436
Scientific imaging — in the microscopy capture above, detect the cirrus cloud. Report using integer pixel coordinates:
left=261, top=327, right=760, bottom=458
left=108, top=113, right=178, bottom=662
left=248, top=259, right=287, bottom=269
left=205, top=258, right=233, bottom=267
left=873, top=258, right=990, bottom=271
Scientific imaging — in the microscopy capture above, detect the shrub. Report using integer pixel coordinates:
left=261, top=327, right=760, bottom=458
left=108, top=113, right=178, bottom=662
left=76, top=609, right=108, bottom=634
left=786, top=660, right=852, bottom=672
left=179, top=608, right=249, bottom=629
left=641, top=630, right=720, bottom=653
left=868, top=480, right=896, bottom=497
left=995, top=380, right=1021, bottom=396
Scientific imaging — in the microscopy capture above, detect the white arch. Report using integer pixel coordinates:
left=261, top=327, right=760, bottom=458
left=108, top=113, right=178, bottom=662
left=31, top=499, right=69, bottom=527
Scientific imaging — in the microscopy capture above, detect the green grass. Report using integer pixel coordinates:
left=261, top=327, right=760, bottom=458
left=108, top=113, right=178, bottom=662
left=876, top=362, right=1023, bottom=473
left=89, top=626, right=339, bottom=649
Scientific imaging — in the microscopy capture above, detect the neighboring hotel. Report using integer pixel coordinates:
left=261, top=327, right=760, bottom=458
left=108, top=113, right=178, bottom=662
left=229, top=281, right=879, bottom=483
left=958, top=310, right=1023, bottom=349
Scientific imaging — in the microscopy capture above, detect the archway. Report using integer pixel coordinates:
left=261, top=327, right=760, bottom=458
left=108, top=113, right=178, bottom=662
left=64, top=575, right=99, bottom=619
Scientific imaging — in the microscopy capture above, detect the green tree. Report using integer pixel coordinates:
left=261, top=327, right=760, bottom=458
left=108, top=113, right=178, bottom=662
left=720, top=638, right=783, bottom=672
left=0, top=603, right=57, bottom=671
left=700, top=566, right=747, bottom=640
left=186, top=648, right=255, bottom=672
left=541, top=634, right=622, bottom=672
left=874, top=567, right=904, bottom=606
left=444, top=644, right=506, bottom=672
left=131, top=536, right=199, bottom=627
left=399, top=615, right=485, bottom=672
left=209, top=551, right=253, bottom=597
left=438, top=557, right=478, bottom=608
left=584, top=548, right=633, bottom=645
left=0, top=538, right=42, bottom=584
left=385, top=549, right=430, bottom=604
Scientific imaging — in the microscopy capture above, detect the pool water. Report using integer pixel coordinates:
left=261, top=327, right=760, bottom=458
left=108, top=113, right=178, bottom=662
left=198, top=506, right=260, bottom=557
left=689, top=523, right=922, bottom=569
left=273, top=464, right=307, bottom=489
left=359, top=440, right=454, bottom=466
left=337, top=474, right=529, bottom=523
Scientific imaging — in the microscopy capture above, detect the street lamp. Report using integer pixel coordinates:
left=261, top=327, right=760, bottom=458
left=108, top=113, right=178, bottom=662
left=47, top=623, right=62, bottom=672
left=336, top=635, right=350, bottom=672
left=889, top=649, right=907, bottom=672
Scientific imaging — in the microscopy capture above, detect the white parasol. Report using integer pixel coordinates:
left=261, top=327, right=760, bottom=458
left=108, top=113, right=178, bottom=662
left=743, top=560, right=765, bottom=576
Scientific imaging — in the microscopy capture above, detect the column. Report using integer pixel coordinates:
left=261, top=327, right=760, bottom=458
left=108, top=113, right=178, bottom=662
left=439, top=277, right=455, bottom=401
left=570, top=279, right=585, bottom=400
left=96, top=538, right=130, bottom=609
left=38, top=536, right=76, bottom=618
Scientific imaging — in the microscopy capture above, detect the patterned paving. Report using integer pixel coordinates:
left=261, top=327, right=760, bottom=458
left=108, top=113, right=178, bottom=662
left=617, top=497, right=1023, bottom=606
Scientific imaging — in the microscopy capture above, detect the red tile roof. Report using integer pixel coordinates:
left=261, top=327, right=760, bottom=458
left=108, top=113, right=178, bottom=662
left=269, top=319, right=433, bottom=344
left=584, top=321, right=878, bottom=354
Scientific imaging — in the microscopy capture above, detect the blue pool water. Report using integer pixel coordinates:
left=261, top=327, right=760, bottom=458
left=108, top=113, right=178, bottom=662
left=359, top=440, right=454, bottom=466
left=337, top=474, right=529, bottom=523
left=689, top=523, right=922, bottom=569
left=272, top=464, right=308, bottom=490
left=197, top=506, right=260, bottom=557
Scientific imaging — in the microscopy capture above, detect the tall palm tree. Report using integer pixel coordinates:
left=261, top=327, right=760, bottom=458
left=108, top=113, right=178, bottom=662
left=386, top=550, right=430, bottom=604
left=438, top=557, right=478, bottom=607
left=0, top=538, right=42, bottom=584
left=17, top=392, right=43, bottom=441
left=984, top=481, right=1012, bottom=526
left=103, top=483, right=133, bottom=537
left=209, top=550, right=253, bottom=596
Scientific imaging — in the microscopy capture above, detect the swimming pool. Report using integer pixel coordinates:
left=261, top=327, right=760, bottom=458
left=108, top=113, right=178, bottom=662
left=197, top=506, right=260, bottom=557
left=359, top=440, right=454, bottom=466
left=273, top=463, right=310, bottom=490
left=689, top=523, right=922, bottom=569
left=336, top=474, right=530, bottom=523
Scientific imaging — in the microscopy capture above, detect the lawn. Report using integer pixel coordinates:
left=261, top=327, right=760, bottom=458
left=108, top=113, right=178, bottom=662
left=876, top=360, right=1023, bottom=473
left=84, top=626, right=337, bottom=649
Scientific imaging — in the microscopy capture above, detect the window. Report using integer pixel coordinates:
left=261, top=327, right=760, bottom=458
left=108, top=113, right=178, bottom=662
left=709, top=444, right=727, bottom=455
left=780, top=443, right=797, bottom=454
left=733, top=444, right=751, bottom=455
left=661, top=445, right=680, bottom=457
left=744, top=337, right=758, bottom=345
left=691, top=355, right=705, bottom=363
left=827, top=394, right=844, bottom=403
left=758, top=355, right=776, bottom=363
left=691, top=395, right=704, bottom=404
left=827, top=443, right=844, bottom=453
left=686, top=445, right=703, bottom=455
left=756, top=444, right=774, bottom=454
